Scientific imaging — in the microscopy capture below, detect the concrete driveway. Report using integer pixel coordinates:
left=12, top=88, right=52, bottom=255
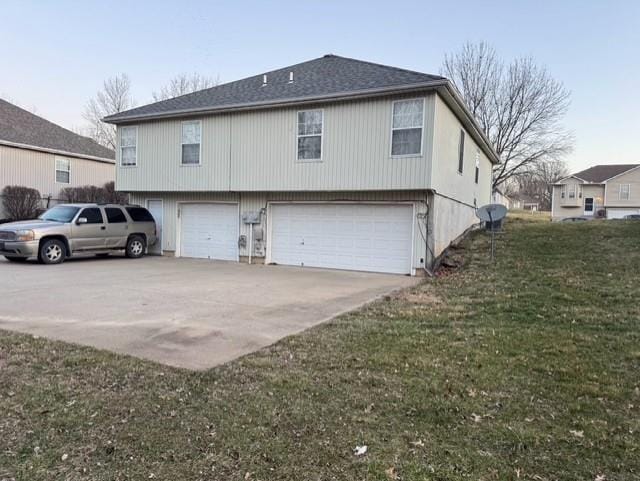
left=0, top=256, right=419, bottom=369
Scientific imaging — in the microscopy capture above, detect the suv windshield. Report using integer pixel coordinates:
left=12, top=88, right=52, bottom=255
left=40, top=206, right=80, bottom=223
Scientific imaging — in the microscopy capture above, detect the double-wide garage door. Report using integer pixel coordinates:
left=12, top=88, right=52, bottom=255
left=270, top=203, right=414, bottom=274
left=179, top=203, right=238, bottom=261
left=607, top=208, right=640, bottom=219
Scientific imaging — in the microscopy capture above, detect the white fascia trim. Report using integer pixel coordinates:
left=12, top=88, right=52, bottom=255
left=0, top=139, right=115, bottom=164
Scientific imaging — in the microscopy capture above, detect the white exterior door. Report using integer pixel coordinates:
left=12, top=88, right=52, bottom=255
left=179, top=203, right=239, bottom=261
left=269, top=203, right=413, bottom=274
left=147, top=200, right=163, bottom=254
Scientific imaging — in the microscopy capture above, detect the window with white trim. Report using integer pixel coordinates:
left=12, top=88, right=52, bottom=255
left=561, top=185, right=566, bottom=199
left=55, top=157, right=70, bottom=184
left=620, top=184, right=631, bottom=200
left=181, top=121, right=201, bottom=165
left=120, top=126, right=137, bottom=166
left=297, top=110, right=323, bottom=160
left=391, top=99, right=424, bottom=156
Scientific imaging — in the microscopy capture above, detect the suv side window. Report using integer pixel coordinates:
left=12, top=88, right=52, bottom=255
left=125, top=207, right=154, bottom=222
left=105, top=207, right=127, bottom=223
left=80, top=208, right=104, bottom=224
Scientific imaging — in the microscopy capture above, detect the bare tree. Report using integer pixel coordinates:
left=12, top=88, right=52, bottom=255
left=152, top=73, right=219, bottom=102
left=515, top=159, right=569, bottom=210
left=83, top=74, right=134, bottom=150
left=442, top=42, right=573, bottom=189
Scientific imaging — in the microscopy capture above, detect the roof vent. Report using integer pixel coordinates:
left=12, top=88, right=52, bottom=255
left=288, top=71, right=294, bottom=83
left=262, top=74, right=268, bottom=86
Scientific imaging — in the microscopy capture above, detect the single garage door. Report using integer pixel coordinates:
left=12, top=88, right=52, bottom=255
left=607, top=208, right=640, bottom=219
left=270, top=203, right=413, bottom=274
left=179, top=203, right=239, bottom=261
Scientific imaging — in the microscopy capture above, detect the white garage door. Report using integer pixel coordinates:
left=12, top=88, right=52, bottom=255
left=179, top=203, right=238, bottom=261
left=270, top=203, right=413, bottom=274
left=607, top=208, right=640, bottom=219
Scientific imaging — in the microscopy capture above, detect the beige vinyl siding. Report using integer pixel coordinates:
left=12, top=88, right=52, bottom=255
left=430, top=94, right=492, bottom=209
left=130, top=190, right=430, bottom=272
left=604, top=167, right=640, bottom=207
left=0, top=144, right=114, bottom=216
left=117, top=94, right=436, bottom=192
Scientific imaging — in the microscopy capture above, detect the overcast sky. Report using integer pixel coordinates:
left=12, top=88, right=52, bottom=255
left=1, top=0, right=638, bottom=172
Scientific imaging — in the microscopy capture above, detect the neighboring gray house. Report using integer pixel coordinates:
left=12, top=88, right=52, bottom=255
left=105, top=55, right=499, bottom=275
left=551, top=164, right=640, bottom=220
left=0, top=99, right=115, bottom=218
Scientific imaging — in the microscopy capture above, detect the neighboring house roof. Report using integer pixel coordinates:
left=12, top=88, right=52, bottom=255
left=104, top=54, right=500, bottom=164
left=559, top=164, right=639, bottom=184
left=0, top=98, right=115, bottom=162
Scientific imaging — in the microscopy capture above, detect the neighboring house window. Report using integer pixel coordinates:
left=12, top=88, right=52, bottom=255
left=55, top=157, right=70, bottom=184
left=561, top=185, right=566, bottom=199
left=458, top=129, right=465, bottom=173
left=297, top=110, right=323, bottom=160
left=120, top=126, right=137, bottom=166
left=391, top=98, right=424, bottom=156
left=474, top=150, right=480, bottom=184
left=620, top=184, right=630, bottom=200
left=182, top=121, right=201, bottom=165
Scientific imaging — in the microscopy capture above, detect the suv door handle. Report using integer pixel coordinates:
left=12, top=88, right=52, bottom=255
left=100, top=226, right=106, bottom=230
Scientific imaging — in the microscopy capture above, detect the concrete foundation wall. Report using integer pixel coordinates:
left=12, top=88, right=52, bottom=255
left=429, top=194, right=479, bottom=258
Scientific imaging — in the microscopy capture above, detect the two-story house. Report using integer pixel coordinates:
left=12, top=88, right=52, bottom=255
left=551, top=164, right=640, bottom=220
left=0, top=99, right=115, bottom=220
left=104, top=55, right=499, bottom=275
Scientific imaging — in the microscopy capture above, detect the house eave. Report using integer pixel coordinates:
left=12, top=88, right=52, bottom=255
left=0, top=139, right=115, bottom=164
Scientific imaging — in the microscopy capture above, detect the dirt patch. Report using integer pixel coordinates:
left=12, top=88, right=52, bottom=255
left=394, top=289, right=442, bottom=305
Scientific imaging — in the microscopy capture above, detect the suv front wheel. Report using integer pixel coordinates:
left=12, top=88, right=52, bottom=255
left=126, top=235, right=146, bottom=259
left=39, top=239, right=66, bottom=265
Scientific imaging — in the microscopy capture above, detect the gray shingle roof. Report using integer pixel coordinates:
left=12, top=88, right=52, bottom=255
left=571, top=164, right=639, bottom=183
left=0, top=99, right=115, bottom=161
left=105, top=54, right=446, bottom=123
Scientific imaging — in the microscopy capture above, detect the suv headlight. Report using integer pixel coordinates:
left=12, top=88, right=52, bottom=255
left=15, top=230, right=35, bottom=241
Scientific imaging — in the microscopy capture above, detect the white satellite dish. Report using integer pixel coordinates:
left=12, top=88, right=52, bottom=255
left=476, top=204, right=508, bottom=222
left=476, top=204, right=508, bottom=261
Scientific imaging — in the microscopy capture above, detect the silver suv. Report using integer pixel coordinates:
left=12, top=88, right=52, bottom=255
left=0, top=203, right=157, bottom=264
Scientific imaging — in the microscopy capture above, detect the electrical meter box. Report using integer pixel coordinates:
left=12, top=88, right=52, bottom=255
left=242, top=211, right=261, bottom=224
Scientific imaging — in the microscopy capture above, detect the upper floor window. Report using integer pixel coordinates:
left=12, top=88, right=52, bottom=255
left=568, top=184, right=576, bottom=199
left=55, top=157, right=70, bottom=184
left=458, top=130, right=465, bottom=173
left=474, top=150, right=480, bottom=184
left=182, top=121, right=201, bottom=165
left=391, top=99, right=424, bottom=156
left=620, top=184, right=631, bottom=200
left=297, top=110, right=323, bottom=160
left=120, top=126, right=137, bottom=166
left=561, top=185, right=566, bottom=199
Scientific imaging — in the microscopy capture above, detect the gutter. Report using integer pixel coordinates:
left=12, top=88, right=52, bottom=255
left=0, top=139, right=115, bottom=164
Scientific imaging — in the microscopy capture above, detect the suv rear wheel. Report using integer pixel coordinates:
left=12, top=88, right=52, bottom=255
left=39, top=239, right=66, bottom=265
left=126, top=235, right=146, bottom=259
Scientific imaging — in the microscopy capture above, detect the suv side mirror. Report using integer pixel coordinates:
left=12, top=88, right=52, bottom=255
left=76, top=217, right=88, bottom=225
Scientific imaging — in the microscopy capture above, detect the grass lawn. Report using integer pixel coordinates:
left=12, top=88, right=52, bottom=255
left=1, top=218, right=639, bottom=480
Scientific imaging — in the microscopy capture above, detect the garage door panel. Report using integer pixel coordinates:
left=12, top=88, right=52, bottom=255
left=180, top=204, right=238, bottom=261
left=270, top=203, right=413, bottom=274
